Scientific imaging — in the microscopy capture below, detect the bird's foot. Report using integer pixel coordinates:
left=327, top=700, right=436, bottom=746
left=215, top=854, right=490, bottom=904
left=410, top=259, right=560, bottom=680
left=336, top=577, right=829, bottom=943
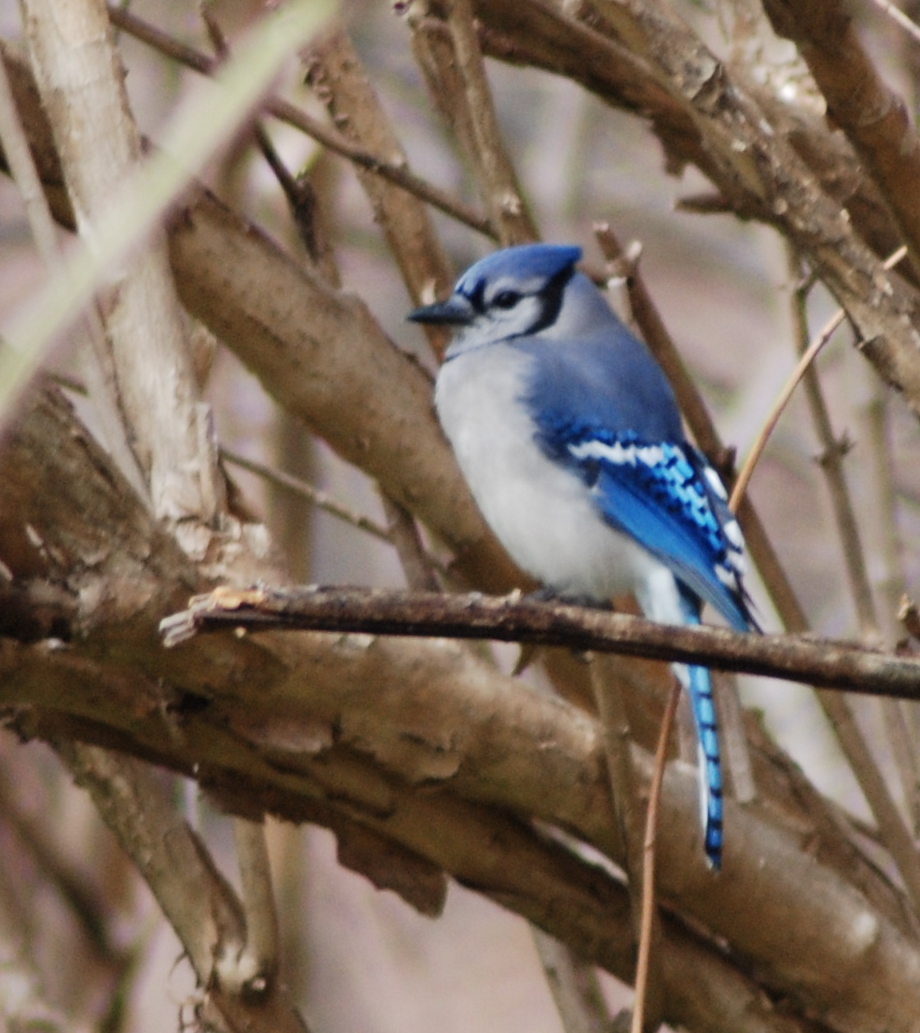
left=526, top=586, right=614, bottom=611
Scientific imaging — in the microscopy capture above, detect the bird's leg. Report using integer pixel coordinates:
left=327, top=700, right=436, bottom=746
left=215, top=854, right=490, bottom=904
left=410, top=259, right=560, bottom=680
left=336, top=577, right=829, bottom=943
left=525, top=585, right=615, bottom=611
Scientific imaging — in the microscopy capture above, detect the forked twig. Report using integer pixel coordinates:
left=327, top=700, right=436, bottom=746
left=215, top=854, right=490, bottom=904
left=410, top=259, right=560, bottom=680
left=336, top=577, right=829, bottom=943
left=729, top=245, right=908, bottom=513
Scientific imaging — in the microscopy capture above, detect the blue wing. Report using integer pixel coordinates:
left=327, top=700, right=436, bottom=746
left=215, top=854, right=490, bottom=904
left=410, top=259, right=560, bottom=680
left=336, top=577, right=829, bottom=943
left=521, top=325, right=754, bottom=631
left=587, top=432, right=754, bottom=632
left=534, top=411, right=755, bottom=631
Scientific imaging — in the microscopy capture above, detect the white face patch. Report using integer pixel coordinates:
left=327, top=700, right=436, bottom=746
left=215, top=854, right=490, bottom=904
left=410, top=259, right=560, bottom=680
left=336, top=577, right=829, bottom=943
left=483, top=273, right=545, bottom=304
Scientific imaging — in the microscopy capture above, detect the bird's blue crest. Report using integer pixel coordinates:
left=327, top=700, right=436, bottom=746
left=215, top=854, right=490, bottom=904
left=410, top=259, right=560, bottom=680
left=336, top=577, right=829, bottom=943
left=455, top=244, right=582, bottom=297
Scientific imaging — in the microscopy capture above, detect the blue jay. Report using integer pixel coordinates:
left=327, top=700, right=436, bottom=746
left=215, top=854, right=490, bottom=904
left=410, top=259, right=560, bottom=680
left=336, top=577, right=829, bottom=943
left=409, top=243, right=756, bottom=869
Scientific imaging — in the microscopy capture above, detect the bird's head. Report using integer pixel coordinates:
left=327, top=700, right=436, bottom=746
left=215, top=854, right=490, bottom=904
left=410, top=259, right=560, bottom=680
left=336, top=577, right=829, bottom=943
left=408, top=244, right=588, bottom=358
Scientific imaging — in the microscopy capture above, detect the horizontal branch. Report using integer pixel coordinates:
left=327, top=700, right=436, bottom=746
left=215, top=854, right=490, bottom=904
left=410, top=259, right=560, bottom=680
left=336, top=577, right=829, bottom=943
left=160, top=586, right=920, bottom=699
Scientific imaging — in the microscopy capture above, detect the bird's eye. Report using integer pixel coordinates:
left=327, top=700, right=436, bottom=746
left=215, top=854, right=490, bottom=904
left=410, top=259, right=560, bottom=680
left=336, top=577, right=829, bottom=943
left=492, top=290, right=521, bottom=309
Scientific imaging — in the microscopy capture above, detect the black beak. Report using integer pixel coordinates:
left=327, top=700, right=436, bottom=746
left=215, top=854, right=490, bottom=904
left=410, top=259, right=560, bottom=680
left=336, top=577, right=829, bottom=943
left=407, top=295, right=474, bottom=326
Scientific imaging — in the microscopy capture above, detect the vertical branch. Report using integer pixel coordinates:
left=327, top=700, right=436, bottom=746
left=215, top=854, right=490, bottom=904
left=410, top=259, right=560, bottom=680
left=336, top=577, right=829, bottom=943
left=20, top=0, right=223, bottom=526
left=860, top=379, right=920, bottom=829
left=530, top=928, right=612, bottom=1033
left=303, top=26, right=454, bottom=305
left=861, top=380, right=908, bottom=631
left=0, top=51, right=57, bottom=262
left=0, top=39, right=148, bottom=496
left=409, top=0, right=537, bottom=246
left=589, top=655, right=664, bottom=1030
left=789, top=273, right=880, bottom=642
left=57, top=743, right=313, bottom=1033
left=785, top=250, right=920, bottom=909
left=631, top=682, right=680, bottom=1033
left=589, top=657, right=645, bottom=874
left=225, top=818, right=280, bottom=995
left=444, top=0, right=536, bottom=244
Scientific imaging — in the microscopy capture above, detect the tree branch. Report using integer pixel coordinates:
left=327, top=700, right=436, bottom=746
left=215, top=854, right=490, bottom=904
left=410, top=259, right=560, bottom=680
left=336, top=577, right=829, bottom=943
left=3, top=389, right=920, bottom=1033
left=475, top=0, right=920, bottom=416
left=160, top=585, right=920, bottom=700
left=761, top=0, right=920, bottom=277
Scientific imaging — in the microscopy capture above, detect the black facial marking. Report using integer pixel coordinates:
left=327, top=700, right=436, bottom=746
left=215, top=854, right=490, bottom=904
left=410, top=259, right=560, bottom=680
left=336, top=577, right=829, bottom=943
left=521, top=263, right=576, bottom=336
left=493, top=289, right=522, bottom=309
left=464, top=278, right=487, bottom=314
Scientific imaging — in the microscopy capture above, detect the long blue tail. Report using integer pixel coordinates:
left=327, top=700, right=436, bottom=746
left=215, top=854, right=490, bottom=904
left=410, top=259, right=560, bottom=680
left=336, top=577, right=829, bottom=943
left=686, top=660, right=723, bottom=869
left=677, top=588, right=723, bottom=869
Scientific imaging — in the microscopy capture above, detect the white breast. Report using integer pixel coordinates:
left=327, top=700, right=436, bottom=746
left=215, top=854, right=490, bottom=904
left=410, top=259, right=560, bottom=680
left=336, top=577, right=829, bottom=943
left=435, top=345, right=669, bottom=604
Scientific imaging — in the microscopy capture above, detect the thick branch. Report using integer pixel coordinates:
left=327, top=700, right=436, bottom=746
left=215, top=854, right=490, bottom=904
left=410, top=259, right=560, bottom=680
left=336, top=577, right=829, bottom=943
left=761, top=0, right=920, bottom=277
left=21, top=0, right=220, bottom=523
left=2, top=390, right=920, bottom=1033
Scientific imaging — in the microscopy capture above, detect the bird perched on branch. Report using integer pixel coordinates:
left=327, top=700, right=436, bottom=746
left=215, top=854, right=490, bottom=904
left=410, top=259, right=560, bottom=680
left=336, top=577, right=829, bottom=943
left=409, top=243, right=756, bottom=869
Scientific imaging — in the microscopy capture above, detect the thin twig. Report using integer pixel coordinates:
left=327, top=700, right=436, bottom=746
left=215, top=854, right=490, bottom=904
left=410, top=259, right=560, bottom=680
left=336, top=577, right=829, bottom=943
left=201, top=11, right=328, bottom=266
left=0, top=52, right=59, bottom=263
left=631, top=681, right=680, bottom=1033
left=302, top=26, right=454, bottom=353
left=867, top=0, right=920, bottom=45
left=589, top=650, right=665, bottom=1027
left=444, top=0, right=537, bottom=244
left=729, top=245, right=908, bottom=513
left=782, top=245, right=920, bottom=913
left=863, top=378, right=908, bottom=634
left=787, top=248, right=881, bottom=640
left=382, top=493, right=443, bottom=592
left=859, top=374, right=920, bottom=828
left=104, top=3, right=494, bottom=239
left=220, top=447, right=392, bottom=544
left=729, top=307, right=843, bottom=513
